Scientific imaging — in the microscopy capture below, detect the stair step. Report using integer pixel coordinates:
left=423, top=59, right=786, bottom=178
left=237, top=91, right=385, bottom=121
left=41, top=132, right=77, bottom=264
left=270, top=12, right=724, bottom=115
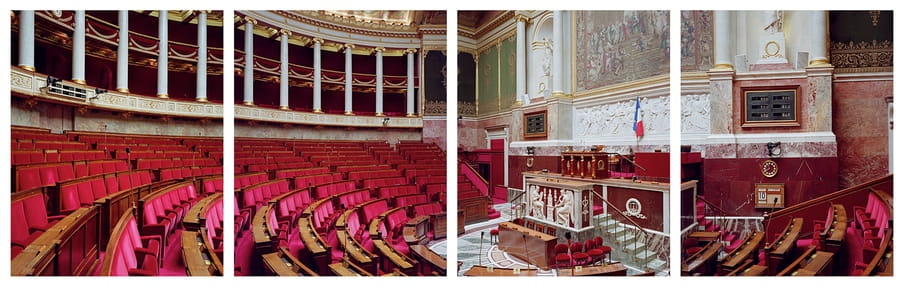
left=616, top=233, right=637, bottom=245
left=607, top=225, right=627, bottom=237
left=699, top=219, right=713, bottom=227
left=705, top=224, right=720, bottom=232
left=634, top=250, right=657, bottom=263
left=646, top=259, right=668, bottom=271
left=624, top=242, right=647, bottom=253
left=722, top=233, right=737, bottom=243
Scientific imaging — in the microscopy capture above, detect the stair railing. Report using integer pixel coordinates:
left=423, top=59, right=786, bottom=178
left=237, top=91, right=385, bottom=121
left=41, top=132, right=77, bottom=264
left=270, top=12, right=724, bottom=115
left=591, top=190, right=668, bottom=271
left=508, top=189, right=527, bottom=221
left=459, top=160, right=489, bottom=197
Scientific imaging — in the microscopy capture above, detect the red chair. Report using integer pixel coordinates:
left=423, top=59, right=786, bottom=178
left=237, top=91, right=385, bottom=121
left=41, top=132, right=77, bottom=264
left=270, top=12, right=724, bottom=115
left=592, top=236, right=612, bottom=265
left=489, top=228, right=499, bottom=245
left=554, top=243, right=571, bottom=268
left=571, top=242, right=590, bottom=266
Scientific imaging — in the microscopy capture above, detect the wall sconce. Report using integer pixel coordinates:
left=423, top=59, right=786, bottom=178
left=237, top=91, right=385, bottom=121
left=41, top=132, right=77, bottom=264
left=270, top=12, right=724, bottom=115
left=766, top=142, right=782, bottom=157
left=382, top=117, right=390, bottom=126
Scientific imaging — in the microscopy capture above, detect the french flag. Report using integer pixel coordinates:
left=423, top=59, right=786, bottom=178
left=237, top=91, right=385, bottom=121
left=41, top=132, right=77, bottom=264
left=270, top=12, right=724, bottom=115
left=633, top=96, right=644, bottom=137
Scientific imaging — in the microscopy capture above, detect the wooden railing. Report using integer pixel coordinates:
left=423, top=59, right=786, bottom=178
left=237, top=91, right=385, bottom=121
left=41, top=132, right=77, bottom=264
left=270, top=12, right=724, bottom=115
left=11, top=206, right=101, bottom=276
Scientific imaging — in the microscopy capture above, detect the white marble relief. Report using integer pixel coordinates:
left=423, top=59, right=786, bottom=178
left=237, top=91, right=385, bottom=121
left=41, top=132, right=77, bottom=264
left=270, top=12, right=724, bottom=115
left=574, top=95, right=669, bottom=139
left=681, top=93, right=711, bottom=134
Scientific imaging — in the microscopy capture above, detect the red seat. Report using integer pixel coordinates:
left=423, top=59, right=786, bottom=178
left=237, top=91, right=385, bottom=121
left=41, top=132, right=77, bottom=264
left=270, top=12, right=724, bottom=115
left=554, top=243, right=572, bottom=268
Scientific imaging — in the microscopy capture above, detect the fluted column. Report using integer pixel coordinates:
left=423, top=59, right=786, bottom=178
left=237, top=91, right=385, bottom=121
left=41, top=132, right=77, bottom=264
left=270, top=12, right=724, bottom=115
left=343, top=43, right=355, bottom=115
left=515, top=14, right=528, bottom=105
left=72, top=10, right=86, bottom=84
left=551, top=11, right=563, bottom=97
left=279, top=29, right=291, bottom=109
left=405, top=48, right=416, bottom=117
left=312, top=38, right=324, bottom=113
left=809, top=11, right=831, bottom=67
left=115, top=10, right=129, bottom=92
left=156, top=10, right=169, bottom=98
left=195, top=10, right=208, bottom=102
left=18, top=11, right=35, bottom=71
left=713, top=10, right=734, bottom=70
left=374, top=47, right=385, bottom=116
left=243, top=16, right=257, bottom=105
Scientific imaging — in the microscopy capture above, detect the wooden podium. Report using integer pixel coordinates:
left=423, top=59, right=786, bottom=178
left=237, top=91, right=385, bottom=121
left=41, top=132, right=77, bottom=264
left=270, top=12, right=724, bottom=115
left=560, top=151, right=612, bottom=179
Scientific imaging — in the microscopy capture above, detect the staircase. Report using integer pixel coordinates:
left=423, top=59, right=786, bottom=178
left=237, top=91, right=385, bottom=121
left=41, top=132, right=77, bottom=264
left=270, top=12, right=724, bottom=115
left=593, top=213, right=668, bottom=272
left=458, top=162, right=500, bottom=220
left=695, top=196, right=742, bottom=251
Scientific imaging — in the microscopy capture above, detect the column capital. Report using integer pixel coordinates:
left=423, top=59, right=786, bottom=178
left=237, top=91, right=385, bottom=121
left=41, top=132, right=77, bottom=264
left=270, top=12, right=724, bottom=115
left=404, top=48, right=418, bottom=55
left=514, top=14, right=531, bottom=24
left=373, top=46, right=386, bottom=53
left=242, top=15, right=257, bottom=25
left=278, top=28, right=292, bottom=37
left=312, top=37, right=325, bottom=45
left=196, top=10, right=211, bottom=15
left=343, top=43, right=356, bottom=50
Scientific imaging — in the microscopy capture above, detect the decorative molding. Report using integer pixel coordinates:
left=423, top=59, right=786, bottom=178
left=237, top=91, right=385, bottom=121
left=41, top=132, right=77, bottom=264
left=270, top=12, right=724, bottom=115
left=423, top=100, right=447, bottom=116
left=236, top=105, right=422, bottom=128
left=11, top=67, right=222, bottom=120
left=573, top=95, right=670, bottom=140
left=458, top=101, right=477, bottom=117
left=830, top=40, right=893, bottom=72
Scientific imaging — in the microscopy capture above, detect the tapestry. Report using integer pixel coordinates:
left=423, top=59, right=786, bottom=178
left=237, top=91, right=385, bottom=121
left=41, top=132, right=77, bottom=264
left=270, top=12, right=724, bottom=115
left=574, top=10, right=670, bottom=93
left=680, top=10, right=714, bottom=72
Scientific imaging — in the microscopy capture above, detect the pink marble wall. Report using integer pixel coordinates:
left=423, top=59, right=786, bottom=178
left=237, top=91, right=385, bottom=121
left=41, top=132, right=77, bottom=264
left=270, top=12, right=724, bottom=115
left=422, top=119, right=447, bottom=151
left=458, top=114, right=514, bottom=151
left=833, top=80, right=892, bottom=188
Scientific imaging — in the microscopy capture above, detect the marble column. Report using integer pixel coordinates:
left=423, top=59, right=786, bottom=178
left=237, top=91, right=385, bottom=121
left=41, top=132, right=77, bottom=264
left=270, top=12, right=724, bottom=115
left=72, top=10, right=86, bottom=84
left=551, top=11, right=564, bottom=97
left=312, top=38, right=324, bottom=113
left=279, top=29, right=291, bottom=109
left=713, top=10, right=734, bottom=71
left=156, top=10, right=169, bottom=98
left=343, top=43, right=355, bottom=115
left=405, top=48, right=416, bottom=117
left=515, top=14, right=528, bottom=105
left=243, top=16, right=256, bottom=105
left=809, top=11, right=831, bottom=67
left=18, top=10, right=35, bottom=71
left=374, top=47, right=385, bottom=116
left=196, top=10, right=208, bottom=102
left=116, top=10, right=129, bottom=92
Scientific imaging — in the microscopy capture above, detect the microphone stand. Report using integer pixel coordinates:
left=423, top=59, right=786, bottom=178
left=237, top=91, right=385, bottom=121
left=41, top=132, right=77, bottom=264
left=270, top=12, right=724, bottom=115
left=761, top=197, right=779, bottom=266
left=522, top=234, right=529, bottom=274
left=479, top=231, right=484, bottom=267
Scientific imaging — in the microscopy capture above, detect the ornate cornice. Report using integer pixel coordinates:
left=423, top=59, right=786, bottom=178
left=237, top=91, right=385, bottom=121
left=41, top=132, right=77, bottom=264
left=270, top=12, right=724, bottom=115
left=830, top=40, right=893, bottom=73
left=11, top=67, right=222, bottom=119
left=235, top=105, right=423, bottom=128
left=271, top=11, right=421, bottom=38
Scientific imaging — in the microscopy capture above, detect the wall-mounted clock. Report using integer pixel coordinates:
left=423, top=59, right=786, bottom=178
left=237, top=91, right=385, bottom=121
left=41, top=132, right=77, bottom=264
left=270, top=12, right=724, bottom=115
left=761, top=159, right=779, bottom=178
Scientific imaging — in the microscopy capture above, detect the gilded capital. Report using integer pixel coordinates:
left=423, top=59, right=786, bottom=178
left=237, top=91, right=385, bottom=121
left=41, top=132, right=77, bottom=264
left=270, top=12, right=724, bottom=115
left=404, top=48, right=418, bottom=55
left=343, top=43, right=356, bottom=50
left=279, top=28, right=292, bottom=37
left=196, top=10, right=212, bottom=15
left=514, top=14, right=531, bottom=24
left=373, top=47, right=386, bottom=53
left=243, top=16, right=257, bottom=25
left=311, top=37, right=325, bottom=45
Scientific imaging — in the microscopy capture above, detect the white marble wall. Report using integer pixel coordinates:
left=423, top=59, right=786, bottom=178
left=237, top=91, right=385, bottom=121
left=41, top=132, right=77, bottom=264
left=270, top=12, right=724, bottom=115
left=234, top=123, right=421, bottom=142
left=528, top=13, right=554, bottom=101
left=681, top=93, right=711, bottom=135
left=572, top=94, right=670, bottom=146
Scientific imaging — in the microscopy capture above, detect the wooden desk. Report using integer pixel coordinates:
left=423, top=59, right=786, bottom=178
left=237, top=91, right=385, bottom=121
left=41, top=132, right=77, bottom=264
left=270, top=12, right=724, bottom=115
left=372, top=238, right=416, bottom=275
left=183, top=193, right=222, bottom=231
left=404, top=215, right=430, bottom=245
left=556, top=262, right=628, bottom=276
left=688, top=231, right=721, bottom=244
left=767, top=217, right=802, bottom=275
left=296, top=216, right=330, bottom=273
left=431, top=212, right=447, bottom=240
left=409, top=245, right=446, bottom=276
left=252, top=205, right=277, bottom=255
left=720, top=232, right=763, bottom=274
left=329, top=261, right=374, bottom=276
left=822, top=204, right=847, bottom=253
left=181, top=230, right=221, bottom=276
left=336, top=208, right=376, bottom=273
left=739, top=264, right=767, bottom=276
left=458, top=194, right=489, bottom=225
left=463, top=265, right=540, bottom=276
left=777, top=246, right=834, bottom=276
left=681, top=241, right=722, bottom=275
left=457, top=210, right=466, bottom=234
left=261, top=247, right=318, bottom=276
left=497, top=221, right=557, bottom=269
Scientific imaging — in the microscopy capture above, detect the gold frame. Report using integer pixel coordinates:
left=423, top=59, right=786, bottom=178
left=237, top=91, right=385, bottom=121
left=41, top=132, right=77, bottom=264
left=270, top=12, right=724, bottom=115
left=523, top=110, right=548, bottom=138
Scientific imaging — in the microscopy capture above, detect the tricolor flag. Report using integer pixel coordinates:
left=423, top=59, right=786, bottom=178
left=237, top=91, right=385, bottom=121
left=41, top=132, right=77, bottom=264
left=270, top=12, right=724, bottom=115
left=633, top=96, right=644, bottom=137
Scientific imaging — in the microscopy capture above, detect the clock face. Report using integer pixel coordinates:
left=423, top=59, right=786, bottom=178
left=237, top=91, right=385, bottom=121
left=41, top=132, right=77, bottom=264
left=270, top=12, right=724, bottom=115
left=762, top=160, right=778, bottom=178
